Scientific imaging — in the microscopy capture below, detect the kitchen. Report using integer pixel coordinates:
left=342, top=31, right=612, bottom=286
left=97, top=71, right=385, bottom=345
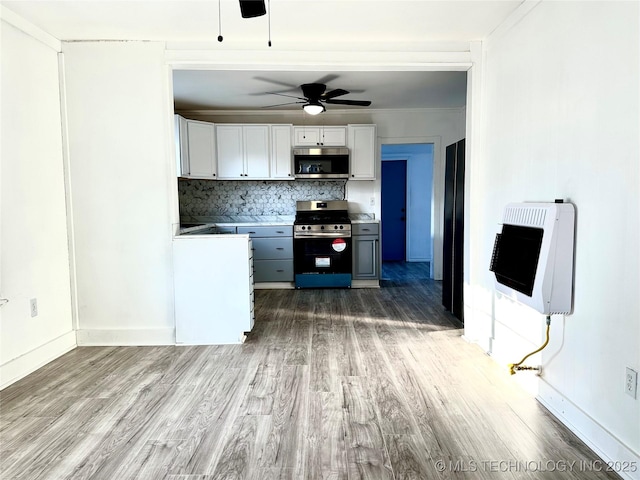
left=171, top=70, right=467, bottom=344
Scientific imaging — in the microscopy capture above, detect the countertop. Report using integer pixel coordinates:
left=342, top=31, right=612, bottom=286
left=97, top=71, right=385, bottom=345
left=177, top=213, right=378, bottom=235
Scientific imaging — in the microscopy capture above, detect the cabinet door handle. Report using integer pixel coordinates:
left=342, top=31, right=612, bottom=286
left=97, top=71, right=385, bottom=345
left=248, top=231, right=256, bottom=234
left=276, top=231, right=284, bottom=234
left=276, top=247, right=284, bottom=250
left=276, top=269, right=284, bottom=272
left=362, top=228, right=370, bottom=232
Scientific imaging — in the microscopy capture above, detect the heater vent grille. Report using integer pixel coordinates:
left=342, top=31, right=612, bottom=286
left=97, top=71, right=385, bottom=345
left=504, top=206, right=547, bottom=227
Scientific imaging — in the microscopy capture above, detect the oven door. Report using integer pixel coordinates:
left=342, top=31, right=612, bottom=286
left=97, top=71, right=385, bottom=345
left=294, top=236, right=352, bottom=288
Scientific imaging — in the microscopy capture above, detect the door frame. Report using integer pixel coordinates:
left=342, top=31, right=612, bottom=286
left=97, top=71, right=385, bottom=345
left=379, top=137, right=441, bottom=279
left=381, top=157, right=408, bottom=262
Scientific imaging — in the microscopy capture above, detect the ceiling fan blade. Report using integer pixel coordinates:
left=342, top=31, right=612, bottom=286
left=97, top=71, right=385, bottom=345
left=322, top=88, right=349, bottom=100
left=261, top=101, right=305, bottom=108
left=325, top=99, right=372, bottom=106
left=312, top=74, right=339, bottom=85
left=253, top=76, right=299, bottom=90
left=265, top=92, right=306, bottom=101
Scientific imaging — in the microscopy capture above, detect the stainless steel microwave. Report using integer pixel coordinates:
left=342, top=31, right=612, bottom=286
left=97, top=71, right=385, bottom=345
left=293, top=147, right=349, bottom=179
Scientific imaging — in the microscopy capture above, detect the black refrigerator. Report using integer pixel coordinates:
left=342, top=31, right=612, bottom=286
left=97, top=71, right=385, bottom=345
left=442, top=138, right=465, bottom=322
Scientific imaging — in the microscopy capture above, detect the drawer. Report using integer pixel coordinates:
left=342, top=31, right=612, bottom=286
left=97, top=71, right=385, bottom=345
left=253, top=259, right=294, bottom=282
left=237, top=225, right=293, bottom=238
left=352, top=223, right=379, bottom=235
left=252, top=237, right=293, bottom=260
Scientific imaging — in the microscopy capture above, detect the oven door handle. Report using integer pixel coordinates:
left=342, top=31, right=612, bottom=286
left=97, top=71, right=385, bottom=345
left=294, top=233, right=352, bottom=239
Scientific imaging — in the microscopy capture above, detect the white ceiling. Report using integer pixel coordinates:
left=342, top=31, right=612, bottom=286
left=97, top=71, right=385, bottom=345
left=172, top=70, right=469, bottom=111
left=2, top=0, right=525, bottom=111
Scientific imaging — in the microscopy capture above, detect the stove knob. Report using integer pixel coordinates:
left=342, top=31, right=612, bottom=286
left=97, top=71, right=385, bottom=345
left=321, top=226, right=325, bottom=230
left=301, top=226, right=306, bottom=230
left=340, top=225, right=344, bottom=229
left=334, top=225, right=338, bottom=230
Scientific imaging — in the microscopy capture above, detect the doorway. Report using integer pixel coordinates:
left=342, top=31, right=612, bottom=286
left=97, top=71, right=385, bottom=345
left=380, top=143, right=434, bottom=283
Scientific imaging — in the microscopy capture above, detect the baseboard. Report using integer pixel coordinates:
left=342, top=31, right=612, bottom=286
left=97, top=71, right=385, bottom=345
left=76, top=327, right=175, bottom=346
left=351, top=279, right=380, bottom=288
left=537, top=381, right=640, bottom=480
left=0, top=330, right=77, bottom=390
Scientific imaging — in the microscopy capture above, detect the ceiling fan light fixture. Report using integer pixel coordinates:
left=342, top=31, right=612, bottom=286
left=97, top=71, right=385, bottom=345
left=303, top=102, right=325, bottom=115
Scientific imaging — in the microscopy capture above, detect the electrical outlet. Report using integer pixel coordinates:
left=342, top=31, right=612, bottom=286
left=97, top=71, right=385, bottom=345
left=30, top=298, right=38, bottom=317
left=626, top=367, right=638, bottom=399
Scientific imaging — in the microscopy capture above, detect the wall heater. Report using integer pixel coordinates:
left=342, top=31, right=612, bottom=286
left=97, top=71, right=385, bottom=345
left=490, top=201, right=576, bottom=315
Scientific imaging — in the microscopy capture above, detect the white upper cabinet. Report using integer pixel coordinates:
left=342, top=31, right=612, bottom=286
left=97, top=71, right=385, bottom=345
left=270, top=124, right=294, bottom=180
left=176, top=120, right=374, bottom=181
left=175, top=115, right=217, bottom=179
left=244, top=125, right=270, bottom=178
left=216, top=124, right=271, bottom=179
left=215, top=125, right=244, bottom=179
left=348, top=124, right=377, bottom=180
left=293, top=126, right=347, bottom=146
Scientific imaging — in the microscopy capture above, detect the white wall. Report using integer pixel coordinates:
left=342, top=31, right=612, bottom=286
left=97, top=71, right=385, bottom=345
left=62, top=42, right=177, bottom=345
left=466, top=1, right=639, bottom=473
left=0, top=19, right=75, bottom=387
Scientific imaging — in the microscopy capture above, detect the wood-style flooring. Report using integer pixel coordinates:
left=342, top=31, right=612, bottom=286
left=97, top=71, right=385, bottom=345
left=1, top=262, right=619, bottom=479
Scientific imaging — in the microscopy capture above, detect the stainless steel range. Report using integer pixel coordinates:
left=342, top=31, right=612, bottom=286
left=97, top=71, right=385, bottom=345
left=294, top=200, right=352, bottom=288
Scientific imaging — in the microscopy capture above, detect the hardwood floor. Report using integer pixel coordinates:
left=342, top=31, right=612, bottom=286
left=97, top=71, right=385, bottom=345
left=1, top=263, right=619, bottom=479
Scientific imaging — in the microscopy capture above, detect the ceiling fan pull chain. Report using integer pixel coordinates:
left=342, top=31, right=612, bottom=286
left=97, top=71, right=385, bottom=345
left=217, top=0, right=223, bottom=42
left=267, top=0, right=272, bottom=47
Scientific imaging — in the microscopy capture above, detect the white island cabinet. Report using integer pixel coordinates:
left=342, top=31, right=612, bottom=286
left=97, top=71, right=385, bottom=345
left=173, top=234, right=254, bottom=344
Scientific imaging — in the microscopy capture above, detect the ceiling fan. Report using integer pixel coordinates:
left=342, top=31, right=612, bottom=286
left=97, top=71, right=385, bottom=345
left=262, top=83, right=372, bottom=115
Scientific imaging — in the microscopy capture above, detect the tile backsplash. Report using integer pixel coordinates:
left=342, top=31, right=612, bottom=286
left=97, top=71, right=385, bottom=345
left=178, top=179, right=347, bottom=216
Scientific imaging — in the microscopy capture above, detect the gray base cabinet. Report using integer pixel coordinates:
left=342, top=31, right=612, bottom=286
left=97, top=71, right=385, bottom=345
left=237, top=225, right=293, bottom=283
left=352, top=223, right=380, bottom=280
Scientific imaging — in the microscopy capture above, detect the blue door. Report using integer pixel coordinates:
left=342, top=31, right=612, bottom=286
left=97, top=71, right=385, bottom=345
left=381, top=160, right=407, bottom=261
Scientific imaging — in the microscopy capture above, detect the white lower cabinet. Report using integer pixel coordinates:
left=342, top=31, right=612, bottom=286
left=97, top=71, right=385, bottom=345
left=173, top=235, right=254, bottom=344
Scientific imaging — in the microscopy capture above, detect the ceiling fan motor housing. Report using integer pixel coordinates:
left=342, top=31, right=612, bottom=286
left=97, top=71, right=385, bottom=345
left=301, top=83, right=326, bottom=101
